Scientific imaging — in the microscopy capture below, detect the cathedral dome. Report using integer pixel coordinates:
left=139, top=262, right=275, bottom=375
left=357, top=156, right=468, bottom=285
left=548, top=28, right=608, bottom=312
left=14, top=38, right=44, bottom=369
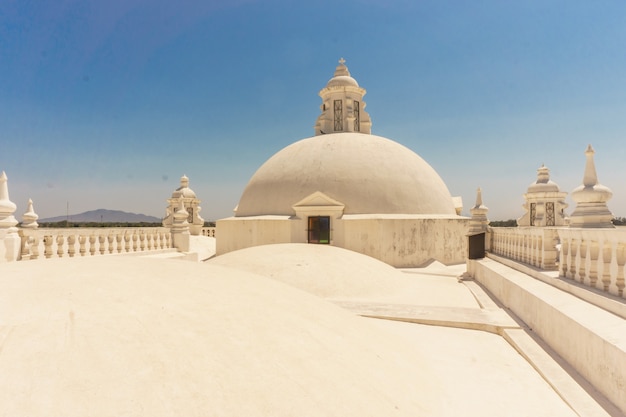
left=235, top=133, right=456, bottom=217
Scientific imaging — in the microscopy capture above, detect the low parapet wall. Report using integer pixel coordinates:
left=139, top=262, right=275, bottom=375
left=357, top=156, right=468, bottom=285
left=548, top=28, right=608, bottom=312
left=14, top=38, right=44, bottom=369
left=468, top=257, right=626, bottom=415
left=18, top=227, right=172, bottom=260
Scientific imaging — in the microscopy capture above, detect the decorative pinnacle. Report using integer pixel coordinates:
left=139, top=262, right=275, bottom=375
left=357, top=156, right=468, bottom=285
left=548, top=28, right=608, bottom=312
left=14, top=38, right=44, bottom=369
left=0, top=171, right=15, bottom=206
left=474, top=188, right=483, bottom=208
left=338, top=57, right=346, bottom=65
left=536, top=164, right=550, bottom=184
left=583, top=144, right=598, bottom=187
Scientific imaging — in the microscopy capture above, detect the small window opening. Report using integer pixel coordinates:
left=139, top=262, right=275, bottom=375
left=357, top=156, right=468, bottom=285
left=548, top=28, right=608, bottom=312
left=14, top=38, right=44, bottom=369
left=308, top=216, right=330, bottom=244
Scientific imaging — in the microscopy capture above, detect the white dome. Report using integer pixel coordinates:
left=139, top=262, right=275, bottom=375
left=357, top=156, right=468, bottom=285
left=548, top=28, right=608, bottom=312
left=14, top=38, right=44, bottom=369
left=235, top=133, right=456, bottom=217
left=526, top=165, right=560, bottom=193
left=171, top=175, right=197, bottom=199
left=327, top=75, right=359, bottom=87
left=172, top=188, right=196, bottom=198
left=527, top=181, right=560, bottom=193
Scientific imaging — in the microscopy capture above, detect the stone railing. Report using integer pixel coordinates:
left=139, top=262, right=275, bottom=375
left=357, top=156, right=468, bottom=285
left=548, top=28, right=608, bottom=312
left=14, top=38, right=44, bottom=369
left=201, top=227, right=216, bottom=238
left=558, top=228, right=626, bottom=298
left=488, top=227, right=560, bottom=270
left=488, top=226, right=626, bottom=299
left=18, top=227, right=172, bottom=261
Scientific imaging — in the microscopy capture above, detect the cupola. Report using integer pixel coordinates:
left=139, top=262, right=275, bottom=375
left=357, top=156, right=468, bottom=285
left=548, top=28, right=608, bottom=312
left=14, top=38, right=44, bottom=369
left=517, top=165, right=568, bottom=226
left=314, top=58, right=372, bottom=135
left=162, top=175, right=205, bottom=235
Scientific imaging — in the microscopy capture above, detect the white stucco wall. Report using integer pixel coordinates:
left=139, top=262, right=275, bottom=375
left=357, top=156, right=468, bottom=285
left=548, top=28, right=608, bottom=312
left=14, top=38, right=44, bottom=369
left=216, top=216, right=292, bottom=255
left=340, top=215, right=469, bottom=267
left=217, top=215, right=469, bottom=267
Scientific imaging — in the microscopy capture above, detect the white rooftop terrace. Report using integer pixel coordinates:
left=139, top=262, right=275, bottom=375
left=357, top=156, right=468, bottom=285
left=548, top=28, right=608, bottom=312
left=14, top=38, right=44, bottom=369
left=1, top=242, right=621, bottom=416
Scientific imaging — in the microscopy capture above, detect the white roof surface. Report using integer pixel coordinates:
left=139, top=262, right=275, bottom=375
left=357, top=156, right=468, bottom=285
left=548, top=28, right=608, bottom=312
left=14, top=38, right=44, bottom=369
left=0, top=244, right=598, bottom=416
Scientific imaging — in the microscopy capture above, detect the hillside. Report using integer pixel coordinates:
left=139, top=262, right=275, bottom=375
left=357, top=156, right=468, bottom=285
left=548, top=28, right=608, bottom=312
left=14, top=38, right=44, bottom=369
left=39, top=209, right=161, bottom=224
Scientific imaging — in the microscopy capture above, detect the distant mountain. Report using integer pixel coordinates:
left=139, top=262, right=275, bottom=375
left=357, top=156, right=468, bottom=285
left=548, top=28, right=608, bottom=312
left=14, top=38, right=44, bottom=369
left=39, top=209, right=161, bottom=223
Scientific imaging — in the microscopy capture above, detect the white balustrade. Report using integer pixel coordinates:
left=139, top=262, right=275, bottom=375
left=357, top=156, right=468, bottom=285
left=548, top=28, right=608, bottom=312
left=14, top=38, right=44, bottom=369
left=488, top=227, right=560, bottom=271
left=558, top=228, right=626, bottom=298
left=490, top=226, right=626, bottom=298
left=201, top=227, right=216, bottom=238
left=18, top=227, right=173, bottom=261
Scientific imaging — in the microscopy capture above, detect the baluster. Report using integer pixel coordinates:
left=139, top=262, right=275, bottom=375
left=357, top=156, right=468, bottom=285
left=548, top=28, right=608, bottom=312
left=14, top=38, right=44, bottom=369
left=145, top=232, right=153, bottom=250
left=495, top=231, right=501, bottom=255
left=132, top=233, right=138, bottom=251
left=588, top=240, right=599, bottom=288
left=67, top=235, right=76, bottom=257
left=29, top=236, right=40, bottom=260
left=43, top=235, right=53, bottom=258
left=616, top=243, right=626, bottom=297
left=510, top=232, right=515, bottom=260
left=569, top=239, right=578, bottom=279
left=165, top=233, right=171, bottom=248
left=139, top=232, right=146, bottom=251
left=107, top=234, right=115, bottom=254
left=124, top=233, right=131, bottom=252
left=79, top=235, right=87, bottom=256
left=503, top=231, right=509, bottom=257
left=503, top=232, right=508, bottom=256
left=89, top=235, right=97, bottom=256
left=522, top=234, right=528, bottom=264
left=42, top=235, right=53, bottom=258
left=56, top=235, right=65, bottom=258
left=578, top=240, right=588, bottom=284
left=97, top=235, right=106, bottom=255
left=560, top=238, right=569, bottom=277
left=116, top=234, right=123, bottom=253
left=505, top=232, right=511, bottom=258
left=601, top=241, right=612, bottom=292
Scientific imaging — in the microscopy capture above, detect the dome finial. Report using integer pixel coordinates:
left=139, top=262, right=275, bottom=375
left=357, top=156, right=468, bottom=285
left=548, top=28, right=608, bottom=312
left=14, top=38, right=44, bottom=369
left=334, top=57, right=350, bottom=77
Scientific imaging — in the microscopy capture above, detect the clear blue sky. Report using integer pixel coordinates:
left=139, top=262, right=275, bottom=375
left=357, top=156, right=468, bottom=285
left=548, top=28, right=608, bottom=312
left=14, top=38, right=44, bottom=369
left=2, top=0, right=626, bottom=221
